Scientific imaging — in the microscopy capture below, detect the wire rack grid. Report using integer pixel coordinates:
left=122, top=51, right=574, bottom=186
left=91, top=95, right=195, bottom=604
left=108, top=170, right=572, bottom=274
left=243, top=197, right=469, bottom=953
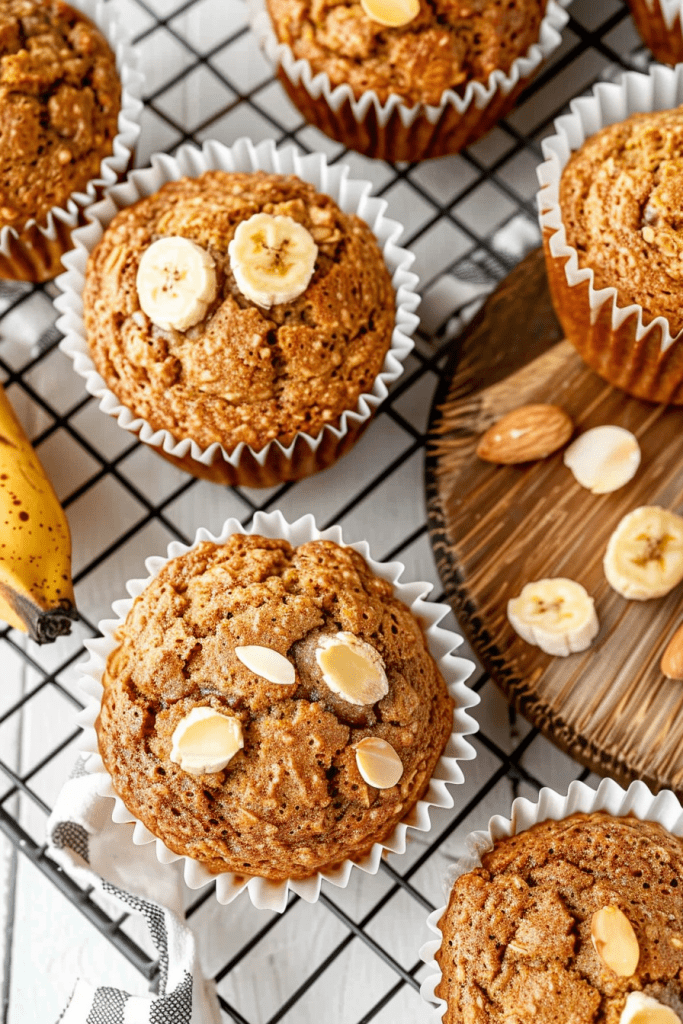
left=0, top=1, right=655, bottom=1020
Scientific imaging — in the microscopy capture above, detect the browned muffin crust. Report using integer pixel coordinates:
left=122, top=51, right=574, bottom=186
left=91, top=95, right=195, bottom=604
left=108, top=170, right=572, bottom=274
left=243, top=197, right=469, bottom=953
left=266, top=0, right=547, bottom=107
left=435, top=812, right=683, bottom=1023
left=83, top=171, right=395, bottom=453
left=96, top=535, right=454, bottom=880
left=560, top=107, right=683, bottom=336
left=0, top=0, right=120, bottom=231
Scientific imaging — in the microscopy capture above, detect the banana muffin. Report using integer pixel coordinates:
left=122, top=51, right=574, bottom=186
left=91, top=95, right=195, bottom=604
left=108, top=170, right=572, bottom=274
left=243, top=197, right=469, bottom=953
left=95, top=533, right=455, bottom=880
left=261, top=0, right=556, bottom=160
left=82, top=170, right=396, bottom=455
left=627, top=0, right=683, bottom=66
left=0, top=0, right=121, bottom=233
left=435, top=812, right=683, bottom=1023
left=543, top=102, right=683, bottom=403
left=267, top=0, right=548, bottom=108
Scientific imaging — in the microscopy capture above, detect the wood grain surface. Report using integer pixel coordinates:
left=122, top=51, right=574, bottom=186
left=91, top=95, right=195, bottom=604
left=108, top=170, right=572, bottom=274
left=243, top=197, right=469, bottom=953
left=425, top=247, right=683, bottom=796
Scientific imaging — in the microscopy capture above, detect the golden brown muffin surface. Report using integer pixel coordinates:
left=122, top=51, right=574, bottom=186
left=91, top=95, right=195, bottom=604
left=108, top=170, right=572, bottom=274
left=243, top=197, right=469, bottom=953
left=0, top=0, right=120, bottom=231
left=83, top=171, right=395, bottom=453
left=266, top=0, right=547, bottom=107
left=96, top=534, right=454, bottom=880
left=560, top=107, right=683, bottom=336
left=435, top=812, right=683, bottom=1023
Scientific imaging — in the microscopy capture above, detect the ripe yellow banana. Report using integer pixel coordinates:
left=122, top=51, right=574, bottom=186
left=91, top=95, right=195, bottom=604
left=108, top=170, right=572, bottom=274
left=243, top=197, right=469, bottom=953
left=0, top=381, right=76, bottom=642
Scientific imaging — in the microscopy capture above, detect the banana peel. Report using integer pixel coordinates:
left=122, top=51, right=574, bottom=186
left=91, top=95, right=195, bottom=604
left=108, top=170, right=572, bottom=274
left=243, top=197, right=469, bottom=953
left=0, top=380, right=77, bottom=642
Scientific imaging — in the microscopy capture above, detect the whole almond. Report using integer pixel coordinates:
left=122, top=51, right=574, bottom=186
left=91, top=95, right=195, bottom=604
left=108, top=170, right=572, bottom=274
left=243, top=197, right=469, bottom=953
left=590, top=906, right=640, bottom=977
left=661, top=623, right=683, bottom=680
left=476, top=404, right=573, bottom=464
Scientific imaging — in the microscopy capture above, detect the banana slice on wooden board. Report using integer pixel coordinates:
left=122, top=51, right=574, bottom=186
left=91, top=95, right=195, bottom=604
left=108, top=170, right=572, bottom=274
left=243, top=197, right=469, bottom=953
left=564, top=425, right=641, bottom=494
left=507, top=578, right=599, bottom=656
left=228, top=213, right=318, bottom=308
left=604, top=505, right=683, bottom=600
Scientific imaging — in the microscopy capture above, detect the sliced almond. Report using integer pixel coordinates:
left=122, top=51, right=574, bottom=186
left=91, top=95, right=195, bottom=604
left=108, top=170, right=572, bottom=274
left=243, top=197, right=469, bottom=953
left=591, top=906, right=640, bottom=977
left=476, top=404, right=573, bottom=465
left=619, top=991, right=681, bottom=1024
left=661, top=623, right=683, bottom=680
left=316, top=632, right=388, bottom=705
left=354, top=737, right=403, bottom=789
left=235, top=645, right=295, bottom=685
left=170, top=706, right=243, bottom=776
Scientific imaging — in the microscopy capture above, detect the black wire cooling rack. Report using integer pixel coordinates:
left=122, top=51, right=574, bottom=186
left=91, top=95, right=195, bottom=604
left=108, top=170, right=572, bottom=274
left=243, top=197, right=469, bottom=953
left=0, top=1, right=658, bottom=1019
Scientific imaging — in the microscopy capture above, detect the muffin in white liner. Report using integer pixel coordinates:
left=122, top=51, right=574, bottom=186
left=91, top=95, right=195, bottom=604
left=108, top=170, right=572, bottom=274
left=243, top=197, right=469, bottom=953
left=0, top=0, right=143, bottom=282
left=55, top=137, right=419, bottom=488
left=628, top=0, right=683, bottom=65
left=75, top=510, right=479, bottom=913
left=251, top=0, right=569, bottom=162
left=537, top=64, right=683, bottom=405
left=419, top=776, right=683, bottom=1022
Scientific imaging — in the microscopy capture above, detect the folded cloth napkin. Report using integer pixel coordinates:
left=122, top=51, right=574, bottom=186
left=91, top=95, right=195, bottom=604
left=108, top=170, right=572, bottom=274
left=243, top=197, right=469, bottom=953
left=46, top=759, right=222, bottom=1024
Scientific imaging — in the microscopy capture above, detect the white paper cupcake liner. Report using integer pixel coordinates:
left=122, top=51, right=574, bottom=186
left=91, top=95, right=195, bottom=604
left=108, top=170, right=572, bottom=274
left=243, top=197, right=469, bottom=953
left=537, top=63, right=683, bottom=357
left=55, top=137, right=419, bottom=487
left=251, top=0, right=569, bottom=129
left=75, top=510, right=479, bottom=913
left=0, top=0, right=144, bottom=280
left=419, top=776, right=683, bottom=1021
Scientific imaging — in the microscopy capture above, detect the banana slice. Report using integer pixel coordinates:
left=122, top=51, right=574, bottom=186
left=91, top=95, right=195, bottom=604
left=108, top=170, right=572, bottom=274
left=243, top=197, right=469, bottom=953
left=564, top=425, right=641, bottom=494
left=604, top=505, right=683, bottom=600
left=228, top=213, right=318, bottom=308
left=136, top=236, right=217, bottom=332
left=620, top=992, right=681, bottom=1024
left=507, top=578, right=599, bottom=656
left=360, top=0, right=419, bottom=27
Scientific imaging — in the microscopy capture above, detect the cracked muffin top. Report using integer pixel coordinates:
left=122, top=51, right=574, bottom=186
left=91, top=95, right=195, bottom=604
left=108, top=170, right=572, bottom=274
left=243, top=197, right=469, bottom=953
left=560, top=107, right=683, bottom=335
left=435, top=812, right=683, bottom=1024
left=95, top=534, right=455, bottom=880
left=265, top=0, right=548, bottom=107
left=82, top=170, right=396, bottom=453
left=0, top=0, right=120, bottom=231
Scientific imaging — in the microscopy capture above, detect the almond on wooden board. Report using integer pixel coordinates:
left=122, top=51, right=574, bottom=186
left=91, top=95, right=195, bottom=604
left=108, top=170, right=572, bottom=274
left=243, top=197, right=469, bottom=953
left=661, top=623, right=683, bottom=680
left=476, top=404, right=573, bottom=464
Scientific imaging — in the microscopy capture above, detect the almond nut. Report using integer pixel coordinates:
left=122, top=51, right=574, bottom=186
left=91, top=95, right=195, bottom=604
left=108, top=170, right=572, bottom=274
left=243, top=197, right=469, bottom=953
left=619, top=991, right=681, bottom=1024
left=591, top=906, right=640, bottom=977
left=354, top=737, right=403, bottom=789
left=315, top=632, right=388, bottom=705
left=235, top=645, right=295, bottom=685
left=476, top=404, right=573, bottom=464
left=661, top=623, right=683, bottom=680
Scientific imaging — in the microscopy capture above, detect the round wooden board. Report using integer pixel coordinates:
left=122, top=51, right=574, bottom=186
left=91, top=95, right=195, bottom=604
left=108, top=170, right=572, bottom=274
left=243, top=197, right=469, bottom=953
left=425, top=247, right=683, bottom=797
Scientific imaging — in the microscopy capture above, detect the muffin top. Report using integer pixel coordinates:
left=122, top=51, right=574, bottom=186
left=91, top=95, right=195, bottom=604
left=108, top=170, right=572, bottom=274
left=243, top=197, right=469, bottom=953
left=435, top=812, right=683, bottom=1023
left=560, top=107, right=683, bottom=335
left=83, top=170, right=396, bottom=452
left=0, top=0, right=121, bottom=231
left=266, top=0, right=548, bottom=107
left=96, top=534, right=455, bottom=880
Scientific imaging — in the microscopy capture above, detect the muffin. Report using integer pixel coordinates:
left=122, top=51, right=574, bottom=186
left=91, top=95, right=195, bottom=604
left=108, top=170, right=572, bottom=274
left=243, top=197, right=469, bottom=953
left=538, top=68, right=683, bottom=404
left=57, top=139, right=418, bottom=488
left=628, top=0, right=683, bottom=66
left=253, top=0, right=569, bottom=162
left=0, top=0, right=141, bottom=281
left=93, top=532, right=456, bottom=883
left=432, top=811, right=683, bottom=1022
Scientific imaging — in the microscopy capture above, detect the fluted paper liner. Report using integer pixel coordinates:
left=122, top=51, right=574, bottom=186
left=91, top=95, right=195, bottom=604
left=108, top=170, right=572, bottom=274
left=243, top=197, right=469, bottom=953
left=629, top=0, right=683, bottom=65
left=0, top=0, right=144, bottom=282
left=250, top=0, right=569, bottom=160
left=55, top=138, right=419, bottom=488
left=75, top=510, right=479, bottom=913
left=537, top=64, right=683, bottom=402
left=419, top=777, right=683, bottom=1021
